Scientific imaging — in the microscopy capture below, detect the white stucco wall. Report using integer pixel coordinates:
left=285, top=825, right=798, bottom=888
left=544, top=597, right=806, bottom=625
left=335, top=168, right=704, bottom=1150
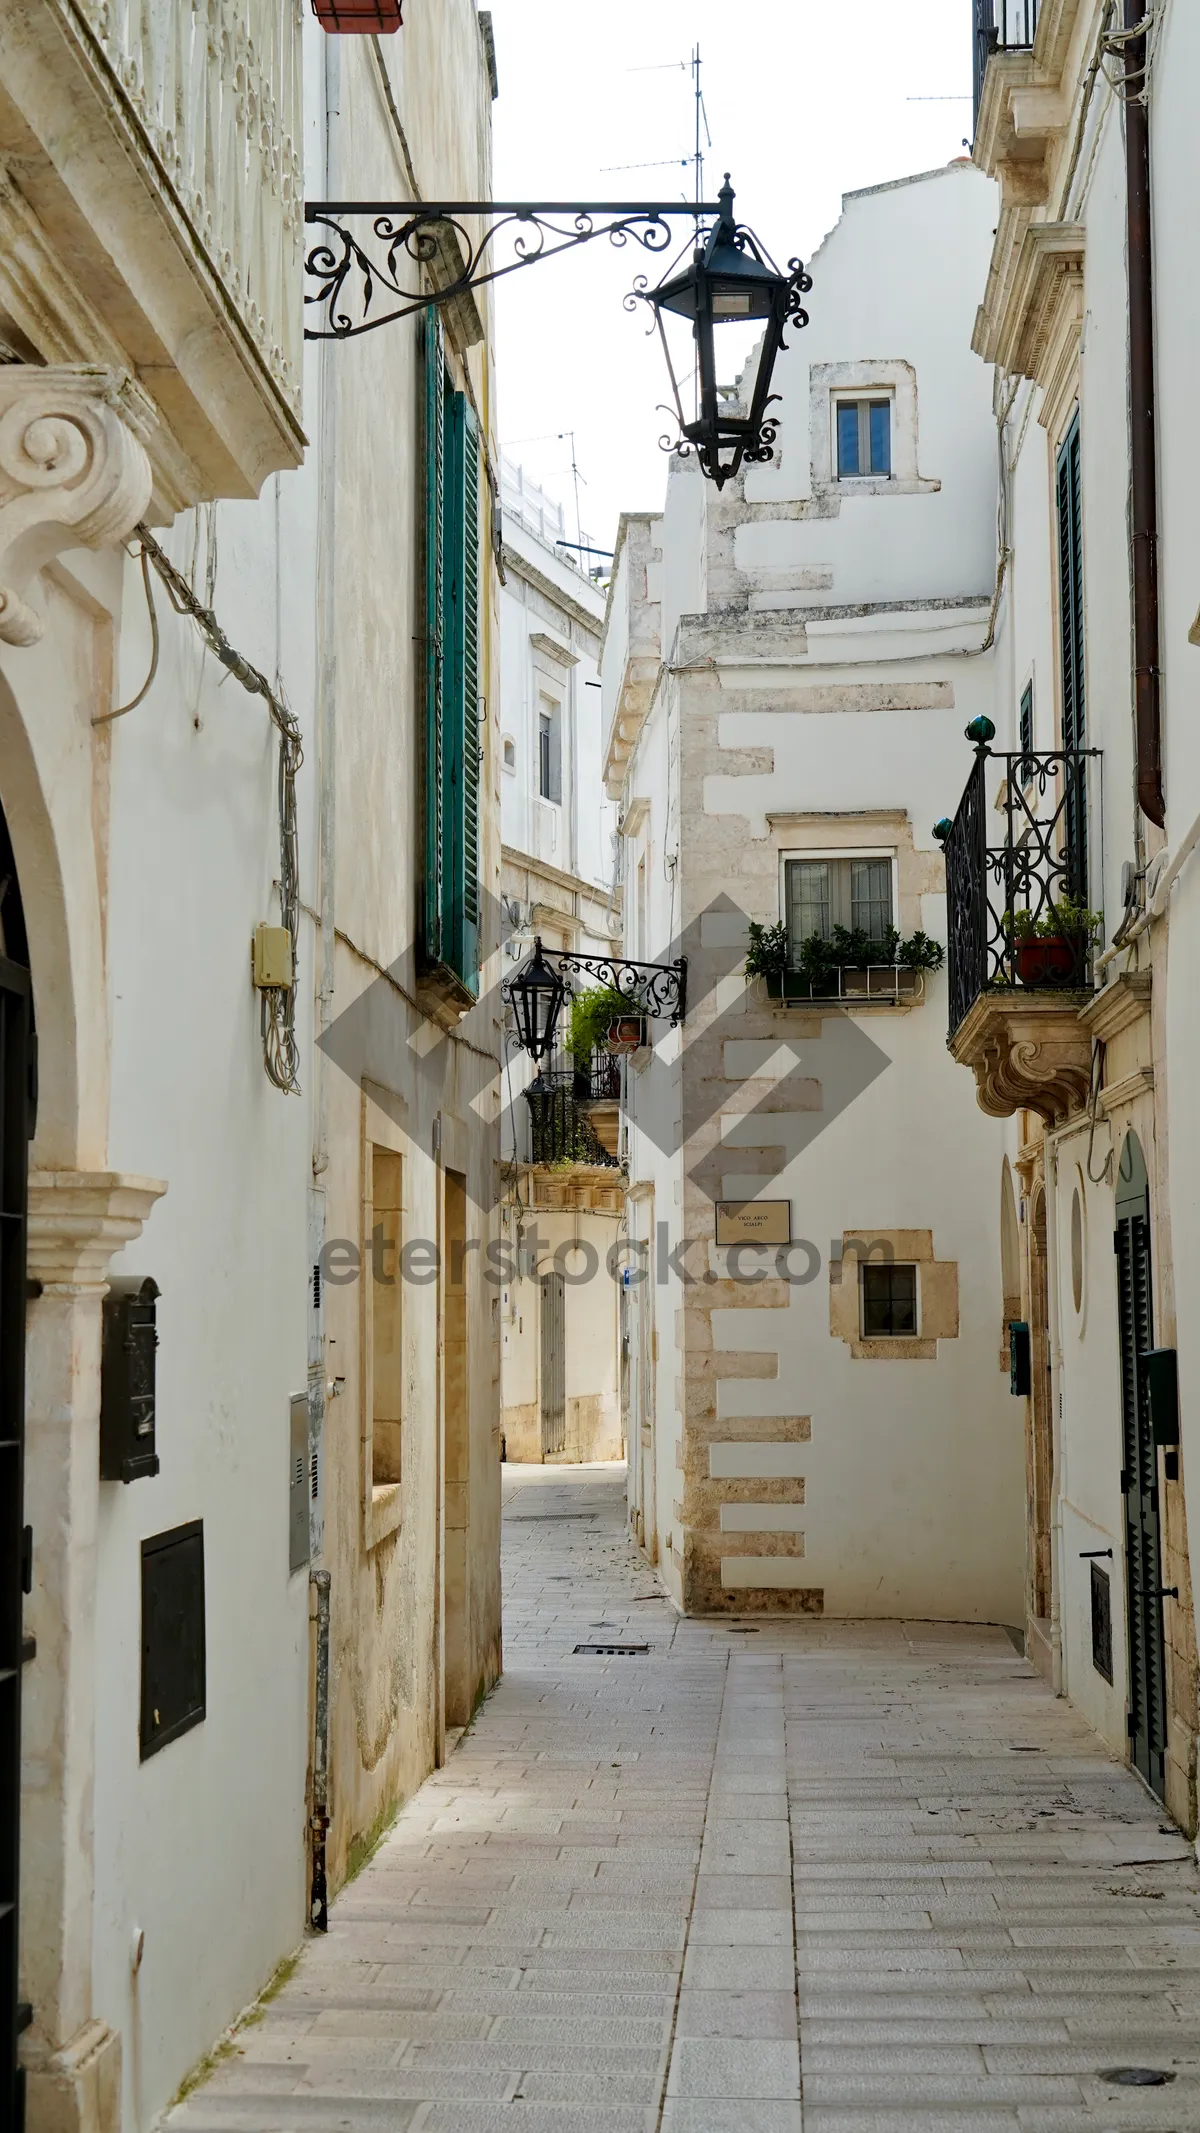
left=608, top=163, right=1024, bottom=1624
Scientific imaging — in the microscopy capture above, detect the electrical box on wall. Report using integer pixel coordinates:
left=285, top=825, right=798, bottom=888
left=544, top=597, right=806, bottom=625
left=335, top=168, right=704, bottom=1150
left=252, top=923, right=294, bottom=989
left=1009, top=1321, right=1031, bottom=1398
left=140, top=1520, right=205, bottom=1759
left=289, top=1392, right=310, bottom=1575
left=1144, top=1348, right=1180, bottom=1447
left=100, top=1276, right=160, bottom=1482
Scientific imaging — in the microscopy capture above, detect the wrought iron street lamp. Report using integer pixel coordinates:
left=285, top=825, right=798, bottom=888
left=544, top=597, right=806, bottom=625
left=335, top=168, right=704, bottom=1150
left=505, top=938, right=568, bottom=1064
left=303, top=180, right=810, bottom=491
left=503, top=939, right=688, bottom=1066
left=638, top=175, right=812, bottom=489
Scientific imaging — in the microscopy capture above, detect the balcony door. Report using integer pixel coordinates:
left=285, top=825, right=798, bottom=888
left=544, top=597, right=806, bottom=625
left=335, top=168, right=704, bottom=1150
left=1115, top=1132, right=1167, bottom=1799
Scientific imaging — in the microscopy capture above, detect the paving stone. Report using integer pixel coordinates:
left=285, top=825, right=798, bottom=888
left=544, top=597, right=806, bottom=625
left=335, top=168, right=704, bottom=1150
left=167, top=1466, right=1200, bottom=2132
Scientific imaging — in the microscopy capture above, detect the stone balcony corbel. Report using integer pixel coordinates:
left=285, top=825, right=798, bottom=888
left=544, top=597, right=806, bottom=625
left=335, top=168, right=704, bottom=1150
left=26, top=1168, right=167, bottom=1288
left=949, top=992, right=1093, bottom=1124
left=0, top=366, right=153, bottom=647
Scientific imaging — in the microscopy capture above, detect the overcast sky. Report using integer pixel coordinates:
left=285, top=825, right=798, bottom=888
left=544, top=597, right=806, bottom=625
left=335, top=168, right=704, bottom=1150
left=487, top=0, right=973, bottom=553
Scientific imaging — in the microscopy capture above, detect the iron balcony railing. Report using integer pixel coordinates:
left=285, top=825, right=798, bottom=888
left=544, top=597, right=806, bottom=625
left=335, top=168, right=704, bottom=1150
left=973, top=0, right=1040, bottom=126
left=523, top=1061, right=621, bottom=1169
left=945, top=747, right=1102, bottom=1039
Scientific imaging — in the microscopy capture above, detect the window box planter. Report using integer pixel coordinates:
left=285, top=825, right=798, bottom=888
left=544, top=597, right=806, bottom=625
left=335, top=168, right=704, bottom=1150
left=772, top=966, right=927, bottom=1005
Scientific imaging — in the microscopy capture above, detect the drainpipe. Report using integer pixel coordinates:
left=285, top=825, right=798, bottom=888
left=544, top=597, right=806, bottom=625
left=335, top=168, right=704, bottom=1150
left=309, top=1570, right=331, bottom=1931
left=1125, top=0, right=1164, bottom=827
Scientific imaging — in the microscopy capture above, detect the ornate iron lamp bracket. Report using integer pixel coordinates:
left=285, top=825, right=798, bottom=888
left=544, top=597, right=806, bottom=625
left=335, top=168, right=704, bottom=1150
left=546, top=948, right=688, bottom=1028
left=303, top=199, right=724, bottom=341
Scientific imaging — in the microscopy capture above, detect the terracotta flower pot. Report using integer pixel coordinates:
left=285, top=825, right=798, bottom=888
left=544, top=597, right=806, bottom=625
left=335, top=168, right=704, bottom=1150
left=1015, top=935, right=1079, bottom=987
left=604, top=1015, right=646, bottom=1055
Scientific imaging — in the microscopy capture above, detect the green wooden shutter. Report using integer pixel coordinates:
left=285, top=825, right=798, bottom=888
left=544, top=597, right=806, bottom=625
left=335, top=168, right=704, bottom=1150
left=422, top=305, right=445, bottom=968
left=461, top=402, right=480, bottom=987
left=1056, top=411, right=1087, bottom=901
left=440, top=390, right=481, bottom=994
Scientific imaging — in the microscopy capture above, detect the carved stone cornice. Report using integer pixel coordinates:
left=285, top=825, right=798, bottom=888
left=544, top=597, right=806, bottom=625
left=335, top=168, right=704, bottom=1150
left=1080, top=969, right=1151, bottom=1043
left=27, top=1170, right=167, bottom=1291
left=949, top=992, right=1093, bottom=1123
left=0, top=366, right=153, bottom=645
left=983, top=221, right=1085, bottom=381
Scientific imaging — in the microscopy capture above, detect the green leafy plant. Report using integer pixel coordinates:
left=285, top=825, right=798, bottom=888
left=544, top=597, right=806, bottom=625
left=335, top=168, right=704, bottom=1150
left=1004, top=897, right=1102, bottom=944
left=896, top=930, right=946, bottom=972
left=747, top=920, right=945, bottom=994
left=566, top=984, right=641, bottom=1063
left=745, top=920, right=789, bottom=979
left=793, top=926, right=944, bottom=984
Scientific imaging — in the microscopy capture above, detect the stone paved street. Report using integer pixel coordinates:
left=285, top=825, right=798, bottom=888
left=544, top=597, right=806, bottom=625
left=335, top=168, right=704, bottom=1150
left=173, top=1465, right=1200, bottom=2132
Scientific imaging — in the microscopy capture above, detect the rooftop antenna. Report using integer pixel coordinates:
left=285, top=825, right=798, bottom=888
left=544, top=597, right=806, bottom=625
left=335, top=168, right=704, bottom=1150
left=557, top=430, right=587, bottom=553
left=691, top=44, right=711, bottom=223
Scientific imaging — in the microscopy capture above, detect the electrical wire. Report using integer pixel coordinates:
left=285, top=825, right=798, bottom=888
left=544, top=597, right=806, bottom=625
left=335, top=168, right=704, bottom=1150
left=94, top=544, right=160, bottom=723
left=1086, top=1040, right=1113, bottom=1184
left=129, top=521, right=304, bottom=1095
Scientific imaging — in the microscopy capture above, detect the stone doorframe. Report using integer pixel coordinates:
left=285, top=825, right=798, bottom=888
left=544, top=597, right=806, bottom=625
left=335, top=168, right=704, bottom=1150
left=22, top=1172, right=166, bottom=2133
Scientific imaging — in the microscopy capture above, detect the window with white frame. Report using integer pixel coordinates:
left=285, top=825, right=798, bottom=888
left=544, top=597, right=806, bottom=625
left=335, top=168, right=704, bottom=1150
left=835, top=397, right=892, bottom=479
left=785, top=855, right=895, bottom=957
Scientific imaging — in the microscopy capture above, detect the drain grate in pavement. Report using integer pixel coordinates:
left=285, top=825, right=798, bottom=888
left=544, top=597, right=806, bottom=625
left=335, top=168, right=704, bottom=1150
left=1102, top=2069, right=1175, bottom=2087
left=574, top=1642, right=648, bottom=1656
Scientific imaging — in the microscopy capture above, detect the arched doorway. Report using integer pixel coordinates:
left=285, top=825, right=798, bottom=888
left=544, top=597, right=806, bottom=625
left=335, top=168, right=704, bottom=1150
left=0, top=790, right=34, bottom=2129
left=1027, top=1186, right=1052, bottom=1628
left=1115, top=1131, right=1167, bottom=1798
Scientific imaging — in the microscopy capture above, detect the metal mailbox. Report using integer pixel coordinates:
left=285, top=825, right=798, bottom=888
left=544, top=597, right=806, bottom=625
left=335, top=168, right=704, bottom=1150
left=100, top=1276, right=160, bottom=1482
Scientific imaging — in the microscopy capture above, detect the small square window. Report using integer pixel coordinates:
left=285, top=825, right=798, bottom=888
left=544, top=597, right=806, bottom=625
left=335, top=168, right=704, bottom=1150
left=837, top=398, right=892, bottom=479
left=862, top=1263, right=918, bottom=1337
left=140, top=1520, right=206, bottom=1760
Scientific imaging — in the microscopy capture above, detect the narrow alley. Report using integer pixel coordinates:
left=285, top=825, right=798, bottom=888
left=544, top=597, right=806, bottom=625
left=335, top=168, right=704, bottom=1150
left=172, top=1467, right=1200, bottom=2133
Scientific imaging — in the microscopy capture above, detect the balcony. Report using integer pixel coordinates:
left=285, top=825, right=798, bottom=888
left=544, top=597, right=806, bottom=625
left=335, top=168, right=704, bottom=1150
left=0, top=0, right=305, bottom=508
left=973, top=0, right=1039, bottom=126
left=945, top=746, right=1101, bottom=1122
left=524, top=1058, right=622, bottom=1172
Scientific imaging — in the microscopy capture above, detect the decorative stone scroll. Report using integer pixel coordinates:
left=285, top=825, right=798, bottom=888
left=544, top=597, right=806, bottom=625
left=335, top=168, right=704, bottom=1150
left=950, top=992, right=1093, bottom=1124
left=0, top=367, right=153, bottom=647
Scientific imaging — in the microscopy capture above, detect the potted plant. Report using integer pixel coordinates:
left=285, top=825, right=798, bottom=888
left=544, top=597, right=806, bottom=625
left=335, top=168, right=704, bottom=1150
left=567, top=984, right=645, bottom=1061
left=745, top=920, right=789, bottom=998
left=1006, top=897, right=1101, bottom=988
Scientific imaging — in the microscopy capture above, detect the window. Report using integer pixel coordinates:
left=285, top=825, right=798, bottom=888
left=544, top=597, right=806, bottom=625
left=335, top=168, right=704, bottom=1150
left=370, top=1147, right=403, bottom=1492
left=862, top=1263, right=918, bottom=1338
left=786, top=856, right=893, bottom=952
left=423, top=305, right=481, bottom=993
left=502, top=734, right=516, bottom=773
left=1018, top=682, right=1034, bottom=787
left=837, top=398, right=891, bottom=479
left=538, top=697, right=562, bottom=803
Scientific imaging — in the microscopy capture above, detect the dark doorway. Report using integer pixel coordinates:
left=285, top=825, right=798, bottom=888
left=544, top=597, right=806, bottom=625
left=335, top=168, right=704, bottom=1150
left=0, top=792, right=33, bottom=2133
left=1116, top=1131, right=1167, bottom=1798
left=539, top=1272, right=565, bottom=1457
